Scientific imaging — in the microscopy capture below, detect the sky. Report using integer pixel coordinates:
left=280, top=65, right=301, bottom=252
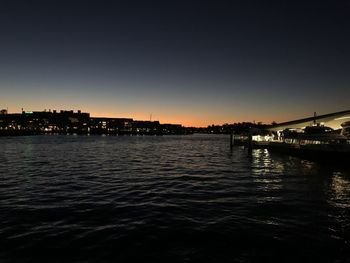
left=0, top=0, right=349, bottom=127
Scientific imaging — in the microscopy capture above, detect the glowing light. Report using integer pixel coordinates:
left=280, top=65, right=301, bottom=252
left=335, top=116, right=350, bottom=120
left=252, top=135, right=274, bottom=142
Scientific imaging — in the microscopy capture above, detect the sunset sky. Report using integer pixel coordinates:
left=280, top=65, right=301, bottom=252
left=1, top=0, right=349, bottom=127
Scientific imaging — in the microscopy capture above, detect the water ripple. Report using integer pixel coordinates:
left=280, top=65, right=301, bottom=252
left=0, top=134, right=350, bottom=262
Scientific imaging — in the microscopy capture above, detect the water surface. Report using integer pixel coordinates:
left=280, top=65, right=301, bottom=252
left=0, top=134, right=349, bottom=262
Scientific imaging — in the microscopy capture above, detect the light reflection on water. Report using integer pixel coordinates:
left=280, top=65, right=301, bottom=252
left=0, top=134, right=349, bottom=262
left=330, top=172, right=350, bottom=209
left=251, top=149, right=283, bottom=203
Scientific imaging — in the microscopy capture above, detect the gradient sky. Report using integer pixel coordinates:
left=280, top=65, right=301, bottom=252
left=0, top=0, right=349, bottom=127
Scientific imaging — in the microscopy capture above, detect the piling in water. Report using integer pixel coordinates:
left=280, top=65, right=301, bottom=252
left=247, top=133, right=253, bottom=154
left=230, top=132, right=234, bottom=149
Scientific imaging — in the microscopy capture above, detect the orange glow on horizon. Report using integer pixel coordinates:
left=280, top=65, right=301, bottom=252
left=89, top=111, right=281, bottom=128
left=5, top=105, right=314, bottom=128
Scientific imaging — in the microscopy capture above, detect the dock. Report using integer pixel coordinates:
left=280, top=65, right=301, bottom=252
left=230, top=110, right=350, bottom=163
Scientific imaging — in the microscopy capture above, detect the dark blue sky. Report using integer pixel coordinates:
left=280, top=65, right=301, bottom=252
left=1, top=0, right=349, bottom=126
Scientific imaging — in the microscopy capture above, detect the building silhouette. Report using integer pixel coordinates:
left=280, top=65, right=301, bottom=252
left=0, top=110, right=187, bottom=136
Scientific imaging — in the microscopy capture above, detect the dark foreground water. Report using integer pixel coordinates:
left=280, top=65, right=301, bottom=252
left=0, top=135, right=349, bottom=263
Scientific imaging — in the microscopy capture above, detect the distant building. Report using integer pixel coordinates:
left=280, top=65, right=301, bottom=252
left=0, top=110, right=90, bottom=133
left=161, top=123, right=185, bottom=134
left=89, top=117, right=133, bottom=134
left=0, top=109, right=187, bottom=135
left=132, top=120, right=161, bottom=134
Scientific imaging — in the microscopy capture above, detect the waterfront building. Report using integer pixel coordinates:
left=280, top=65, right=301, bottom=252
left=132, top=120, right=161, bottom=134
left=0, top=110, right=90, bottom=134
left=89, top=117, right=133, bottom=134
left=160, top=124, right=184, bottom=135
left=0, top=110, right=186, bottom=135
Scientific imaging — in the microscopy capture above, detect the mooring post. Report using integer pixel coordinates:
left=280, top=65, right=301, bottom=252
left=230, top=132, right=234, bottom=149
left=247, top=132, right=253, bottom=154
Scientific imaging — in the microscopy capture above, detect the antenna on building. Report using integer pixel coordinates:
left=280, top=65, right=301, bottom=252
left=313, top=112, right=317, bottom=125
left=150, top=113, right=152, bottom=122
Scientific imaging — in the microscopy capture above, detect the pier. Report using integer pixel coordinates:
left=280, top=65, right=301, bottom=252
left=231, top=110, right=350, bottom=163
